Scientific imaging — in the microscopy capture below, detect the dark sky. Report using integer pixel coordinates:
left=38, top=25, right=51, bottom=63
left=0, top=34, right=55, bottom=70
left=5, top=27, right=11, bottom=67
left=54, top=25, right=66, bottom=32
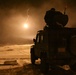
left=0, top=0, right=76, bottom=43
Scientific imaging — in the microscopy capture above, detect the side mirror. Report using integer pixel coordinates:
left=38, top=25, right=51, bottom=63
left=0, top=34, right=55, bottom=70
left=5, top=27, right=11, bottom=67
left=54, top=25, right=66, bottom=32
left=33, top=39, right=36, bottom=43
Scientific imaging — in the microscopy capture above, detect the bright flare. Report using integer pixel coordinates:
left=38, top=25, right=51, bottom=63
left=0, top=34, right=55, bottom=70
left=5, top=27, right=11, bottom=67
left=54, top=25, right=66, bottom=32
left=24, top=23, right=29, bottom=29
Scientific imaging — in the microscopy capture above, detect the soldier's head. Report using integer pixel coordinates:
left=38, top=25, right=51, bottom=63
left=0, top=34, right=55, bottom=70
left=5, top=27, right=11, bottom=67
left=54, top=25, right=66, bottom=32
left=50, top=8, right=55, bottom=11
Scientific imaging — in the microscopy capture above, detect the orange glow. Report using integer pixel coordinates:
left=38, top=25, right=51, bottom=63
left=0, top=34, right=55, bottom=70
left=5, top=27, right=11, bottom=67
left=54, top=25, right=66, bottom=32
left=23, top=23, right=29, bottom=29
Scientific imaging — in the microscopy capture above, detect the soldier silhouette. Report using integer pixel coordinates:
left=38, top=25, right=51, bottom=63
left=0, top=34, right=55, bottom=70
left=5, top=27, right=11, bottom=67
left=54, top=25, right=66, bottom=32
left=44, top=8, right=56, bottom=27
left=44, top=8, right=69, bottom=55
left=44, top=8, right=68, bottom=28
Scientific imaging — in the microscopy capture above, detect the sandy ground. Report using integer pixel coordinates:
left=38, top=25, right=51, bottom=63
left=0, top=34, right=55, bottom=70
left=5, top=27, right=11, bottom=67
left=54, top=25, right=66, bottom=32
left=0, top=44, right=76, bottom=75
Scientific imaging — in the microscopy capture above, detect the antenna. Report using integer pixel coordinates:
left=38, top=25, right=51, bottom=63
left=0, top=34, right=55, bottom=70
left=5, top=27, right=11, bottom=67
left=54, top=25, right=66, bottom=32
left=64, top=6, right=67, bottom=15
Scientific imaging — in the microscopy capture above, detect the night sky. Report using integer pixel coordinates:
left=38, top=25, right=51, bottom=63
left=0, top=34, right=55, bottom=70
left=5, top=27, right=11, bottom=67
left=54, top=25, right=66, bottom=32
left=0, top=0, right=76, bottom=44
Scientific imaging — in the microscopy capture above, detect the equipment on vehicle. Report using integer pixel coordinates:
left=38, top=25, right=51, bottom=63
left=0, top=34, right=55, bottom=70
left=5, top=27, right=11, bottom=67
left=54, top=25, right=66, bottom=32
left=30, top=8, right=76, bottom=73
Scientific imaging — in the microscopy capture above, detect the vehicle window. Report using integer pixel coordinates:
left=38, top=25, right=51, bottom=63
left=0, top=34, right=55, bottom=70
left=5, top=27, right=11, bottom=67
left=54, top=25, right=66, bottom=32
left=36, top=34, right=40, bottom=43
left=41, top=35, right=43, bottom=42
left=36, top=34, right=43, bottom=43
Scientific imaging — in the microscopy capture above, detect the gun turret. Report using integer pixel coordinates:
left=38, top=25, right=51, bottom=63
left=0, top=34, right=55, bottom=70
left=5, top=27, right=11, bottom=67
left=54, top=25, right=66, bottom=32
left=44, top=8, right=68, bottom=27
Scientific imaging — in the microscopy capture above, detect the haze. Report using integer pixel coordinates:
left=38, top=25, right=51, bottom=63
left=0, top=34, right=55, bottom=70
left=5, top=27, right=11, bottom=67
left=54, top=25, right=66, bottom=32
left=0, top=0, right=76, bottom=44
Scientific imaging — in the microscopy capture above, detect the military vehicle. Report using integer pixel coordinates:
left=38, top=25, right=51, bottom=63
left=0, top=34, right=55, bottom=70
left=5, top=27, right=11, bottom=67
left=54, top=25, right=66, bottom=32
left=30, top=8, right=76, bottom=73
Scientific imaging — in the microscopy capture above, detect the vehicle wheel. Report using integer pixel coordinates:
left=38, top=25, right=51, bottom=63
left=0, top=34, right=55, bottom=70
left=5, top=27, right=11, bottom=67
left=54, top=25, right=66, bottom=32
left=30, top=48, right=35, bottom=65
left=40, top=52, right=49, bottom=74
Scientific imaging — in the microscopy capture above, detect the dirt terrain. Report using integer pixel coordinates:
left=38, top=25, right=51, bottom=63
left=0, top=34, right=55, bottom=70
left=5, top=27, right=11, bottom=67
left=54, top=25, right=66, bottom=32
left=0, top=63, right=76, bottom=75
left=16, top=64, right=76, bottom=75
left=0, top=44, right=76, bottom=75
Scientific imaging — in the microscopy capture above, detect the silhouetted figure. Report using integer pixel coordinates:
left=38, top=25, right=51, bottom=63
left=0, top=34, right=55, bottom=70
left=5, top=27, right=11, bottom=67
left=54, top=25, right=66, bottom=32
left=44, top=8, right=69, bottom=56
left=44, top=8, right=56, bottom=27
left=44, top=8, right=68, bottom=28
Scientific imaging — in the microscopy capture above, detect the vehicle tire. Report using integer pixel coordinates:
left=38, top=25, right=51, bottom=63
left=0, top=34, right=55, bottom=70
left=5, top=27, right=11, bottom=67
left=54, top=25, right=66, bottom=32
left=30, top=48, right=35, bottom=65
left=40, top=52, right=49, bottom=74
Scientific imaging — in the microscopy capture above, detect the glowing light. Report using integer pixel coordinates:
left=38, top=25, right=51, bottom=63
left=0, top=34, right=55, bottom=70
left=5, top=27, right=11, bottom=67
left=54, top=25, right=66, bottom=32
left=23, top=23, right=29, bottom=29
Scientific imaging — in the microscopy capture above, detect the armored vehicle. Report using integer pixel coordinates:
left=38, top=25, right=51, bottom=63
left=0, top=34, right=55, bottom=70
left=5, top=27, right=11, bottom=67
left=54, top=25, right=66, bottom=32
left=30, top=8, right=76, bottom=73
left=30, top=27, right=76, bottom=73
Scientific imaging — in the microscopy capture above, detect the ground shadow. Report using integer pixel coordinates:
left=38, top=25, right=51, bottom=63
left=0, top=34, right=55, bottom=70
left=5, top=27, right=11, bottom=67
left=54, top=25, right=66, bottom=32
left=16, top=64, right=76, bottom=75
